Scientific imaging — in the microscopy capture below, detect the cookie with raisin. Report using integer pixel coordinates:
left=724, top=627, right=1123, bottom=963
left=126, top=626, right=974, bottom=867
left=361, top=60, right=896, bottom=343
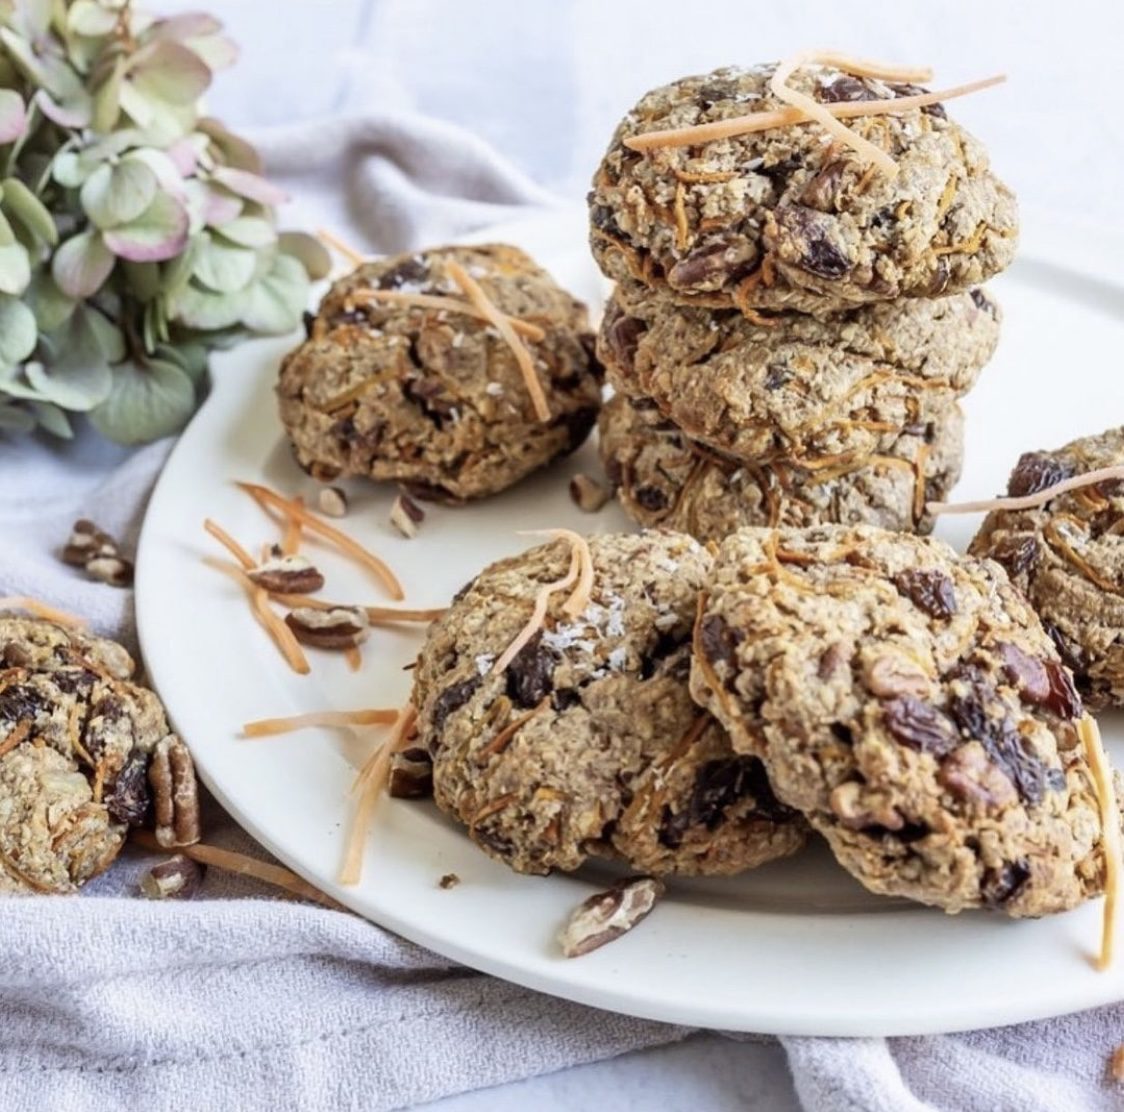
left=412, top=531, right=805, bottom=876
left=970, top=426, right=1124, bottom=710
left=597, top=392, right=963, bottom=540
left=278, top=244, right=603, bottom=502
left=590, top=62, right=1017, bottom=315
left=598, top=277, right=997, bottom=466
left=689, top=525, right=1113, bottom=917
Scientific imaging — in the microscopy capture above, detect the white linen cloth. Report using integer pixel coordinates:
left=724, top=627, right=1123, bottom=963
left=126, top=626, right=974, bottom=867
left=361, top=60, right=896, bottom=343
left=2, top=2, right=1124, bottom=1108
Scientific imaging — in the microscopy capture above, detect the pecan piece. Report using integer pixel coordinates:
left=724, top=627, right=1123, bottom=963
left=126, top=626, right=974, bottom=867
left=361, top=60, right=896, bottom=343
left=285, top=606, right=369, bottom=649
left=863, top=652, right=931, bottom=698
left=558, top=876, right=665, bottom=958
left=389, top=492, right=425, bottom=539
left=317, top=486, right=349, bottom=518
left=140, top=855, right=204, bottom=900
left=569, top=473, right=611, bottom=513
left=389, top=746, right=433, bottom=798
left=829, top=781, right=904, bottom=832
left=148, top=735, right=201, bottom=848
left=938, top=743, right=1018, bottom=808
left=247, top=553, right=325, bottom=595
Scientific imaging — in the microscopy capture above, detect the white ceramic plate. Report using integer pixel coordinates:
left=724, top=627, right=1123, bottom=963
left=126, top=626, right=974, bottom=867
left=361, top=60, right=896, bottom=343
left=136, top=207, right=1124, bottom=1037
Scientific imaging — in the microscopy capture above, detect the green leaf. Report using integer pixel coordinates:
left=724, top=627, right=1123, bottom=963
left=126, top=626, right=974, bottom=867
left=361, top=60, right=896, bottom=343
left=0, top=89, right=25, bottom=144
left=279, top=231, right=332, bottom=280
left=215, top=216, right=275, bottom=249
left=1, top=177, right=57, bottom=246
left=129, top=40, right=212, bottom=105
left=26, top=271, right=76, bottom=332
left=80, top=158, right=157, bottom=228
left=0, top=295, right=37, bottom=363
left=68, top=0, right=119, bottom=36
left=28, top=399, right=73, bottom=438
left=52, top=230, right=114, bottom=298
left=192, top=232, right=256, bottom=293
left=240, top=254, right=308, bottom=334
left=102, top=191, right=188, bottom=262
left=169, top=280, right=245, bottom=330
left=26, top=358, right=112, bottom=411
left=89, top=357, right=196, bottom=444
left=0, top=241, right=31, bottom=295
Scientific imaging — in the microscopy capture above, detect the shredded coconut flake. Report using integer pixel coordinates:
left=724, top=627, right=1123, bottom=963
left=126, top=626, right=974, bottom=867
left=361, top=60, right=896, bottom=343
left=475, top=653, right=496, bottom=676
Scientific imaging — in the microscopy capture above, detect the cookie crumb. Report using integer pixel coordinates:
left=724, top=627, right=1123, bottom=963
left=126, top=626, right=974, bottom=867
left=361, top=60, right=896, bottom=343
left=317, top=486, right=348, bottom=518
left=569, top=473, right=611, bottom=513
left=390, top=492, right=425, bottom=539
left=1110, top=1045, right=1124, bottom=1083
left=438, top=873, right=460, bottom=890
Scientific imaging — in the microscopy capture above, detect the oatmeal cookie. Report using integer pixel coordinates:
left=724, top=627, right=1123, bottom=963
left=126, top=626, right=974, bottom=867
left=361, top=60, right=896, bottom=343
left=278, top=244, right=603, bottom=502
left=590, top=64, right=1018, bottom=315
left=970, top=427, right=1124, bottom=710
left=413, top=532, right=805, bottom=876
left=0, top=614, right=200, bottom=892
left=597, top=393, right=963, bottom=540
left=689, top=525, right=1110, bottom=917
left=598, top=278, right=997, bottom=465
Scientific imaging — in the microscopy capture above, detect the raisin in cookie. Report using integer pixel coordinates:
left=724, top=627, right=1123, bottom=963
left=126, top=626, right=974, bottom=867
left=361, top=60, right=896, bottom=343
left=689, top=525, right=1110, bottom=917
left=590, top=63, right=1017, bottom=315
left=278, top=244, right=603, bottom=502
left=970, top=427, right=1124, bottom=710
left=598, top=393, right=963, bottom=540
left=598, top=279, right=997, bottom=466
left=0, top=614, right=200, bottom=892
left=412, top=532, right=805, bottom=876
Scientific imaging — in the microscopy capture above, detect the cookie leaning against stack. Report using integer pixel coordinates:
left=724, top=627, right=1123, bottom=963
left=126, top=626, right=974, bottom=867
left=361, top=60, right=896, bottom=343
left=588, top=59, right=1016, bottom=541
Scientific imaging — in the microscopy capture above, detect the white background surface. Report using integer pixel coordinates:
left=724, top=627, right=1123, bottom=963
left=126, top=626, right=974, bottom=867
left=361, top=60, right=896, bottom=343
left=166, top=2, right=1124, bottom=1107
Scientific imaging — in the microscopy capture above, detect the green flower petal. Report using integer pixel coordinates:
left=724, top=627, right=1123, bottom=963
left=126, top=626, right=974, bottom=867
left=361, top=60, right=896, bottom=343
left=129, top=40, right=212, bottom=105
left=169, top=280, right=245, bottom=330
left=28, top=400, right=73, bottom=438
left=26, top=271, right=76, bottom=333
left=279, top=231, right=332, bottom=280
left=0, top=240, right=31, bottom=295
left=215, top=216, right=276, bottom=249
left=89, top=357, right=196, bottom=444
left=2, top=177, right=58, bottom=246
left=240, top=254, right=308, bottom=334
left=26, top=357, right=113, bottom=412
left=81, top=158, right=158, bottom=229
left=68, top=0, right=119, bottom=36
left=0, top=89, right=26, bottom=144
left=192, top=232, right=256, bottom=293
left=102, top=191, right=188, bottom=262
left=52, top=230, right=114, bottom=298
left=0, top=295, right=37, bottom=363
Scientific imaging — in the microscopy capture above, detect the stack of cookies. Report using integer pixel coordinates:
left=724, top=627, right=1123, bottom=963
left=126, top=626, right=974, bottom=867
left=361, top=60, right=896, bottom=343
left=587, top=61, right=1017, bottom=541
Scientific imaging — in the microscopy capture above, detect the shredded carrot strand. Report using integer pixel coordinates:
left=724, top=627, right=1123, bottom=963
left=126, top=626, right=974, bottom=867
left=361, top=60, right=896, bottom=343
left=269, top=593, right=443, bottom=623
left=203, top=518, right=255, bottom=570
left=770, top=51, right=908, bottom=177
left=624, top=74, right=1005, bottom=151
left=204, top=557, right=311, bottom=675
left=929, top=464, right=1124, bottom=516
left=317, top=227, right=366, bottom=268
left=339, top=704, right=417, bottom=885
left=281, top=498, right=303, bottom=556
left=0, top=597, right=86, bottom=627
left=236, top=482, right=404, bottom=600
left=1079, top=715, right=1120, bottom=971
left=344, top=646, right=362, bottom=672
left=242, top=709, right=398, bottom=737
left=446, top=260, right=551, bottom=423
left=492, top=542, right=581, bottom=675
left=350, top=289, right=546, bottom=342
left=519, top=529, right=594, bottom=618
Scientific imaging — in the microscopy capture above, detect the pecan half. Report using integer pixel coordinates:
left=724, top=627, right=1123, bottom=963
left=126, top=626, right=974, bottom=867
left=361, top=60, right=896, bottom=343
left=148, top=735, right=201, bottom=848
left=285, top=606, right=369, bottom=649
left=247, top=553, right=325, bottom=595
left=558, top=875, right=665, bottom=958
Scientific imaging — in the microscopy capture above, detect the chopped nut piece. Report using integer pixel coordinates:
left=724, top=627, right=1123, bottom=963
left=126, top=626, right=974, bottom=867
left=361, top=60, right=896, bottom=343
left=438, top=873, right=460, bottom=890
left=61, top=519, right=100, bottom=566
left=85, top=554, right=134, bottom=588
left=318, top=486, right=349, bottom=518
left=558, top=875, right=665, bottom=958
left=569, top=473, right=611, bottom=513
left=285, top=606, right=369, bottom=649
left=140, top=855, right=204, bottom=900
left=863, top=652, right=931, bottom=698
left=246, top=553, right=325, bottom=595
left=1110, top=1045, right=1124, bottom=1083
left=389, top=745, right=433, bottom=798
left=389, top=492, right=425, bottom=539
